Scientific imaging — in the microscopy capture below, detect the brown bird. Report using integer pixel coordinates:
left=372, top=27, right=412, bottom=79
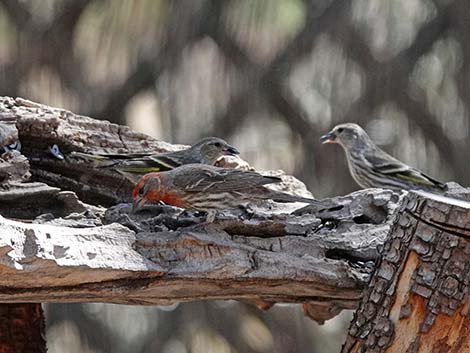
left=132, top=164, right=320, bottom=222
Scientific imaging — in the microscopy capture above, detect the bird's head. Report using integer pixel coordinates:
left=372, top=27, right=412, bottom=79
left=132, top=173, right=163, bottom=212
left=191, top=137, right=239, bottom=165
left=320, top=123, right=371, bottom=150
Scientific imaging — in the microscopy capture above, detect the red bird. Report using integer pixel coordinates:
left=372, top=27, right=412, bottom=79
left=132, top=164, right=320, bottom=222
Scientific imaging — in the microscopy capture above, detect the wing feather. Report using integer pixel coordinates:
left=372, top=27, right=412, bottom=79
left=173, top=165, right=281, bottom=193
left=365, top=152, right=444, bottom=189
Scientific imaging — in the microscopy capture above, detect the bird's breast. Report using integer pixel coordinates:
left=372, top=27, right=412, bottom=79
left=183, top=192, right=240, bottom=211
left=160, top=191, right=187, bottom=208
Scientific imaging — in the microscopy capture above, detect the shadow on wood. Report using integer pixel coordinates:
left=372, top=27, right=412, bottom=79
left=0, top=97, right=469, bottom=352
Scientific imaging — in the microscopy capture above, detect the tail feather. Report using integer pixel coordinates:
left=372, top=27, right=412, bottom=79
left=70, top=152, right=120, bottom=167
left=70, top=152, right=174, bottom=173
left=270, top=193, right=321, bottom=205
left=116, top=165, right=162, bottom=173
left=94, top=152, right=151, bottom=160
left=71, top=151, right=107, bottom=161
left=258, top=187, right=321, bottom=205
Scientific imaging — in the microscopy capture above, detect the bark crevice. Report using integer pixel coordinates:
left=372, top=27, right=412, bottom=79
left=1, top=96, right=468, bottom=327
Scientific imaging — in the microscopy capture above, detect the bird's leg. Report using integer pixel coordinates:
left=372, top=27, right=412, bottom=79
left=182, top=210, right=218, bottom=231
left=242, top=203, right=256, bottom=214
left=236, top=203, right=256, bottom=219
left=205, top=210, right=217, bottom=223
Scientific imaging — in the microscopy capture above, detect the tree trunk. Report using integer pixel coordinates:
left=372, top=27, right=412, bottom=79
left=342, top=191, right=470, bottom=353
left=0, top=304, right=46, bottom=353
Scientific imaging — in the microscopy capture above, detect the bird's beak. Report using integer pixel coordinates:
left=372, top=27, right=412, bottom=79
left=132, top=197, right=148, bottom=213
left=320, top=131, right=336, bottom=144
left=224, top=145, right=240, bottom=155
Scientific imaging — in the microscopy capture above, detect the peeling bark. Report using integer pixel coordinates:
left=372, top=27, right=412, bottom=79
left=0, top=97, right=174, bottom=205
left=0, top=96, right=256, bottom=205
left=0, top=96, right=469, bottom=334
left=0, top=187, right=395, bottom=324
left=342, top=191, right=470, bottom=353
left=0, top=96, right=411, bottom=325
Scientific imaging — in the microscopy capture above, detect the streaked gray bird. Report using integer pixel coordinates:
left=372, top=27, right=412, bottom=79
left=320, top=123, right=446, bottom=192
left=72, top=137, right=240, bottom=175
left=132, top=164, right=321, bottom=222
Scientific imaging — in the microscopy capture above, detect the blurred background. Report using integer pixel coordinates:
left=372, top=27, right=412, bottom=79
left=1, top=0, right=469, bottom=352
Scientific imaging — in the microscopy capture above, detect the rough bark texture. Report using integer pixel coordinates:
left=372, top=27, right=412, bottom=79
left=342, top=191, right=470, bottom=353
left=0, top=97, right=468, bottom=336
left=0, top=96, right=410, bottom=325
left=0, top=188, right=399, bottom=323
left=0, top=96, right=175, bottom=205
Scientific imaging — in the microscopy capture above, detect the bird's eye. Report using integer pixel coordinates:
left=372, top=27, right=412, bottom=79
left=138, top=186, right=145, bottom=196
left=214, top=142, right=221, bottom=148
left=337, top=128, right=344, bottom=133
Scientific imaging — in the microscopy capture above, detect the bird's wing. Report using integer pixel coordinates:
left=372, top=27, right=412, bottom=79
left=115, top=154, right=179, bottom=173
left=72, top=151, right=153, bottom=161
left=365, top=152, right=445, bottom=189
left=72, top=148, right=190, bottom=173
left=146, top=153, right=183, bottom=169
left=112, top=149, right=191, bottom=173
left=174, top=166, right=281, bottom=193
left=95, top=152, right=152, bottom=159
left=396, top=169, right=445, bottom=189
left=70, top=152, right=124, bottom=167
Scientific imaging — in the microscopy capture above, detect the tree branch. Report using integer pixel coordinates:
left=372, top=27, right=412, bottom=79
left=0, top=96, right=416, bottom=323
left=1, top=97, right=467, bottom=325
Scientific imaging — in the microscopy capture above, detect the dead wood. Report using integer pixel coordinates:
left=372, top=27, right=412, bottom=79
left=1, top=96, right=467, bottom=326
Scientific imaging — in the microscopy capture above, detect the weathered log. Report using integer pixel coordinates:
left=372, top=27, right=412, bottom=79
left=0, top=97, right=168, bottom=205
left=0, top=185, right=397, bottom=324
left=0, top=97, right=407, bottom=324
left=342, top=191, right=470, bottom=352
left=1, top=96, right=468, bottom=329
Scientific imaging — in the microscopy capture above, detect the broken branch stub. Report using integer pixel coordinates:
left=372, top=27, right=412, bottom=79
left=342, top=190, right=470, bottom=352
